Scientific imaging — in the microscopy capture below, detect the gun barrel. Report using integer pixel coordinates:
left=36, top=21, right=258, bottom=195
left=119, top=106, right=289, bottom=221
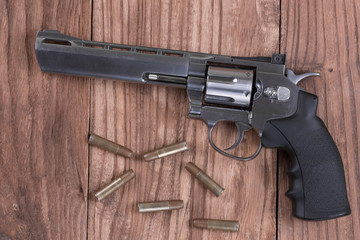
left=35, top=30, right=190, bottom=87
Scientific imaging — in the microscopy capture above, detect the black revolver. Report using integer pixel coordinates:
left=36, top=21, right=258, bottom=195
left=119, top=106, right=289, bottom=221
left=35, top=30, right=350, bottom=220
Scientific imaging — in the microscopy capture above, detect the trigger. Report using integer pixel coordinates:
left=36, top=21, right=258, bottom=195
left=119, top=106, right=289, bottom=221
left=224, top=122, right=252, bottom=151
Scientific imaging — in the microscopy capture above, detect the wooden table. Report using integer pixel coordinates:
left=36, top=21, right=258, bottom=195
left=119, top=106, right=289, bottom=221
left=1, top=0, right=359, bottom=239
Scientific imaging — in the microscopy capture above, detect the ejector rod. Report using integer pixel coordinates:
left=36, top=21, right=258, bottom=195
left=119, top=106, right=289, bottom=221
left=35, top=30, right=190, bottom=87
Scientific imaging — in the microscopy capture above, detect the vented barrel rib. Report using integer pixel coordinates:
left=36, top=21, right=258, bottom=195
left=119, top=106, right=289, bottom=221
left=35, top=30, right=189, bottom=85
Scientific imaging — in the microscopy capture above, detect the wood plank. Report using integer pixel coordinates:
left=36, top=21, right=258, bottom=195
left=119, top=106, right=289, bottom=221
left=0, top=0, right=91, bottom=239
left=89, top=0, right=279, bottom=239
left=279, top=0, right=360, bottom=239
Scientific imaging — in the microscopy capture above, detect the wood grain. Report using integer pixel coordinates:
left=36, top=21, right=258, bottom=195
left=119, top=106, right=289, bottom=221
left=0, top=0, right=91, bottom=239
left=1, top=0, right=359, bottom=239
left=89, top=0, right=279, bottom=239
left=279, top=0, right=360, bottom=239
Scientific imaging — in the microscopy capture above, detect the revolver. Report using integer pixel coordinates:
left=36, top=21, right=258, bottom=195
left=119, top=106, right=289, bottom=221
left=35, top=30, right=350, bottom=220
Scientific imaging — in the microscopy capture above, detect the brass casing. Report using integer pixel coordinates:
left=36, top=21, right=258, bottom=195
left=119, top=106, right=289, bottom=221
left=138, top=200, right=184, bottom=213
left=185, top=162, right=224, bottom=197
left=95, top=170, right=135, bottom=201
left=192, top=219, right=239, bottom=232
left=88, top=133, right=133, bottom=158
left=143, top=141, right=188, bottom=161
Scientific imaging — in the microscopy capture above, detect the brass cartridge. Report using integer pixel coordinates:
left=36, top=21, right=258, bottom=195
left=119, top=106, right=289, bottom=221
left=95, top=170, right=135, bottom=201
left=185, top=162, right=224, bottom=197
left=138, top=200, right=184, bottom=213
left=88, top=133, right=133, bottom=158
left=143, top=141, right=188, bottom=161
left=192, top=219, right=239, bottom=232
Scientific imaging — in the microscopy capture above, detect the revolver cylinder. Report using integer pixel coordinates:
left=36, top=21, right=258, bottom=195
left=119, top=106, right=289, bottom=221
left=205, top=66, right=254, bottom=108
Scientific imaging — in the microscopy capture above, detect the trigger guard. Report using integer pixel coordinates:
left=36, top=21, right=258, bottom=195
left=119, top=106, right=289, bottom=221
left=208, top=125, right=262, bottom=161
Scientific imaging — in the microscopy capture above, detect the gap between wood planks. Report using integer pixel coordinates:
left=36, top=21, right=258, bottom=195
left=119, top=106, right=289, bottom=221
left=86, top=1, right=95, bottom=239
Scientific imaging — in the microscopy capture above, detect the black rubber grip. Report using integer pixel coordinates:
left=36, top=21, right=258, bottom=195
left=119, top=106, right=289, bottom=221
left=262, top=91, right=350, bottom=220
